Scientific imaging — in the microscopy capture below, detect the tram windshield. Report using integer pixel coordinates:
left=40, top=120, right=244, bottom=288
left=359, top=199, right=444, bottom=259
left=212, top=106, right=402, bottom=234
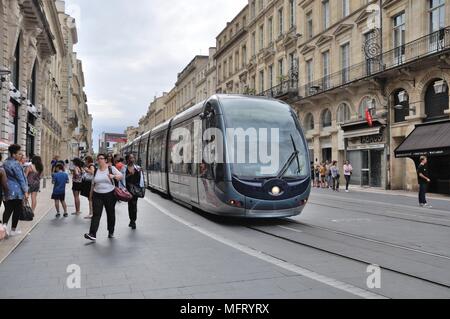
left=221, top=98, right=309, bottom=180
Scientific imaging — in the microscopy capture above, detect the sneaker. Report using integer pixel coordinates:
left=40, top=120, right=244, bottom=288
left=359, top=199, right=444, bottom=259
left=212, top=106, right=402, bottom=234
left=2, top=225, right=9, bottom=238
left=345, top=190, right=349, bottom=193
left=424, top=203, right=433, bottom=209
left=84, top=233, right=96, bottom=241
left=108, top=233, right=114, bottom=239
left=10, top=230, right=22, bottom=237
left=63, top=213, right=68, bottom=218
left=56, top=213, right=61, bottom=218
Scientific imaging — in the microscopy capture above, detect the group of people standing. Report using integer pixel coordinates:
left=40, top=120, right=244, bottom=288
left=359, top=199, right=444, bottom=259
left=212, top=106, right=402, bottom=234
left=1, top=144, right=44, bottom=237
left=312, top=160, right=353, bottom=192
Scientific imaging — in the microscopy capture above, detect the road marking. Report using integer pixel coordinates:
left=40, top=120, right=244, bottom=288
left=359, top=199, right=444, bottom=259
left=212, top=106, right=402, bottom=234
left=144, top=197, right=387, bottom=299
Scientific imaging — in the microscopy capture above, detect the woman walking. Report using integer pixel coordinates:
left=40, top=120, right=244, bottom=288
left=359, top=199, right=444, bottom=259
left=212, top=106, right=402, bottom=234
left=84, top=154, right=123, bottom=241
left=121, top=154, right=144, bottom=230
left=71, top=158, right=84, bottom=216
left=82, top=156, right=96, bottom=219
left=343, top=160, right=353, bottom=193
left=2, top=144, right=29, bottom=237
left=25, top=156, right=43, bottom=212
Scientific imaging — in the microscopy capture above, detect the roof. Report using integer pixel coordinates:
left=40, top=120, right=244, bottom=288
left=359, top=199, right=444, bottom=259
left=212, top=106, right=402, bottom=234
left=395, top=120, right=450, bottom=158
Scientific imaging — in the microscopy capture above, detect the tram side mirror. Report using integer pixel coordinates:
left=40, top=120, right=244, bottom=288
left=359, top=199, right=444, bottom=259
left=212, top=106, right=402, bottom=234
left=199, top=112, right=206, bottom=120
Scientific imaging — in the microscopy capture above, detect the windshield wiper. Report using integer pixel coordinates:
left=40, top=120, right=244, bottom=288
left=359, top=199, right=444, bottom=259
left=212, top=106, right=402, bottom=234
left=276, top=135, right=301, bottom=179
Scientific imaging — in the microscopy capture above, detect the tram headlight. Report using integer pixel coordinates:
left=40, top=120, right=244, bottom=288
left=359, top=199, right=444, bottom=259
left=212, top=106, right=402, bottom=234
left=271, top=186, right=281, bottom=196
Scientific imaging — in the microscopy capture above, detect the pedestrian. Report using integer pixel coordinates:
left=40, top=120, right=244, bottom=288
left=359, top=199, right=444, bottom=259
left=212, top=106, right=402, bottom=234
left=330, top=161, right=340, bottom=192
left=120, top=154, right=144, bottom=230
left=25, top=156, right=43, bottom=212
left=325, top=160, right=332, bottom=189
left=2, top=144, right=29, bottom=237
left=51, top=155, right=60, bottom=173
left=319, top=162, right=326, bottom=188
left=71, top=158, right=84, bottom=215
left=0, top=153, right=9, bottom=216
left=115, top=156, right=125, bottom=171
left=52, top=163, right=69, bottom=218
left=82, top=156, right=95, bottom=219
left=343, top=160, right=353, bottom=192
left=84, top=153, right=123, bottom=241
left=106, top=154, right=114, bottom=168
left=417, top=156, right=432, bottom=208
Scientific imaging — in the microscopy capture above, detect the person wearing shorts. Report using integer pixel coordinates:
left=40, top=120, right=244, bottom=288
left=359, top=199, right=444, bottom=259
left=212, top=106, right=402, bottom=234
left=52, top=164, right=69, bottom=218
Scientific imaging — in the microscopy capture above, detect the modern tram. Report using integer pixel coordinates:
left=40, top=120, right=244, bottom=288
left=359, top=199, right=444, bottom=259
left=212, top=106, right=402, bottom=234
left=122, top=94, right=311, bottom=218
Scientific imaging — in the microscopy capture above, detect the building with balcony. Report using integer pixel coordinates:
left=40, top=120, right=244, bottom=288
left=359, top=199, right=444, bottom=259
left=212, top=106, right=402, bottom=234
left=292, top=0, right=450, bottom=194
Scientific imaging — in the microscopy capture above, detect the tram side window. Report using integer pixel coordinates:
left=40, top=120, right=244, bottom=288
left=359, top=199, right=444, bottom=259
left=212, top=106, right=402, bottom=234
left=160, top=132, right=167, bottom=173
left=146, top=139, right=152, bottom=171
left=154, top=134, right=163, bottom=172
left=202, top=105, right=218, bottom=180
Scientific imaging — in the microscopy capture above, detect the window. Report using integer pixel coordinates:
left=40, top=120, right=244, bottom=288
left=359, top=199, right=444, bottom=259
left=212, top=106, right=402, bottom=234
left=306, top=59, right=313, bottom=85
left=229, top=56, right=233, bottom=75
left=259, top=70, right=264, bottom=92
left=28, top=62, right=37, bottom=105
left=393, top=12, right=406, bottom=64
left=235, top=51, right=239, bottom=71
left=242, top=46, right=247, bottom=66
left=243, top=16, right=247, bottom=27
left=11, top=37, right=21, bottom=89
left=289, top=0, right=296, bottom=28
left=278, top=7, right=284, bottom=36
left=224, top=61, right=227, bottom=78
left=341, top=43, right=350, bottom=83
left=258, top=0, right=264, bottom=12
left=323, top=0, right=330, bottom=30
left=268, top=17, right=273, bottom=43
left=278, top=59, right=284, bottom=81
left=306, top=11, right=313, bottom=39
left=322, top=109, right=332, bottom=128
left=304, top=113, right=314, bottom=131
left=251, top=0, right=256, bottom=18
left=337, top=103, right=351, bottom=124
left=430, top=0, right=445, bottom=33
left=342, top=0, right=350, bottom=17
left=251, top=32, right=256, bottom=56
left=269, top=64, right=274, bottom=88
left=259, top=24, right=264, bottom=50
left=322, top=51, right=330, bottom=89
left=289, top=53, right=295, bottom=72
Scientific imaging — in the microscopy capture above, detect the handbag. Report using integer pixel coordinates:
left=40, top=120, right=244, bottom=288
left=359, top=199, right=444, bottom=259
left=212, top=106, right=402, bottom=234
left=20, top=200, right=34, bottom=221
left=129, top=183, right=145, bottom=198
left=80, top=179, right=92, bottom=198
left=107, top=167, right=133, bottom=202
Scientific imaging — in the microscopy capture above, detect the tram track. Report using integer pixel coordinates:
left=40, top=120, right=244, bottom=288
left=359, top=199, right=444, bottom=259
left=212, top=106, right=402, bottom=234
left=307, top=198, right=450, bottom=228
left=244, top=220, right=450, bottom=289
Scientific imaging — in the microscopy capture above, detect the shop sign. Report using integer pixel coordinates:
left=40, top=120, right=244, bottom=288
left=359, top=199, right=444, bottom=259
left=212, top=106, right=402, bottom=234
left=27, top=124, right=39, bottom=137
left=361, top=134, right=384, bottom=144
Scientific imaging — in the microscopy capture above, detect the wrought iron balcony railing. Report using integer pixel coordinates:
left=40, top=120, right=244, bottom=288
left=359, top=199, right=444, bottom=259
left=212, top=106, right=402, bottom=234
left=298, top=27, right=450, bottom=99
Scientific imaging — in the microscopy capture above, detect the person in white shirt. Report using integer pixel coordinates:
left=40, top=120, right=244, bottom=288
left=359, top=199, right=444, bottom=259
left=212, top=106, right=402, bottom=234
left=343, top=160, right=353, bottom=192
left=84, top=153, right=123, bottom=241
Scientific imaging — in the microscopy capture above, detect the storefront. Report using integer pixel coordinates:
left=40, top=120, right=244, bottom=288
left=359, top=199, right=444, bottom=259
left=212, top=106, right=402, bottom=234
left=395, top=120, right=450, bottom=195
left=342, top=120, right=387, bottom=188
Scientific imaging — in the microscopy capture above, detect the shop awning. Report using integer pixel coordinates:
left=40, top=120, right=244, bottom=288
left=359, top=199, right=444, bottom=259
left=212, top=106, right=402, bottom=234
left=395, top=120, right=450, bottom=158
left=343, top=127, right=381, bottom=139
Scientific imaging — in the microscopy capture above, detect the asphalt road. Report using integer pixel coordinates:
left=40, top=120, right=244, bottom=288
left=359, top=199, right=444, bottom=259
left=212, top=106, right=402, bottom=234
left=0, top=187, right=449, bottom=299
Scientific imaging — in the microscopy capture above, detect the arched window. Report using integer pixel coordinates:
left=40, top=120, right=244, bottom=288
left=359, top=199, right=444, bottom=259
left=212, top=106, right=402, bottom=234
left=337, top=103, right=351, bottom=124
left=322, top=109, right=332, bottom=128
left=392, top=88, right=409, bottom=123
left=304, top=113, right=314, bottom=131
left=359, top=97, right=375, bottom=119
left=425, top=79, right=448, bottom=122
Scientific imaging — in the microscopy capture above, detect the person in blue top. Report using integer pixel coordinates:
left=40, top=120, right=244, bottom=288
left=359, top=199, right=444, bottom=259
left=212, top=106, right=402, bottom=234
left=52, top=163, right=69, bottom=218
left=2, top=144, right=29, bottom=237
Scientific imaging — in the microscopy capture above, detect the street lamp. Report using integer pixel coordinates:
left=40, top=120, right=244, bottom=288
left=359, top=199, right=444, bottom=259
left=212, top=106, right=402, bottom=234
left=433, top=80, right=447, bottom=94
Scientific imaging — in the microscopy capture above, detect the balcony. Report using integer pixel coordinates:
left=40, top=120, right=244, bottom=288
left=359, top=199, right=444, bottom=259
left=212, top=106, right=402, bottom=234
left=298, top=27, right=450, bottom=100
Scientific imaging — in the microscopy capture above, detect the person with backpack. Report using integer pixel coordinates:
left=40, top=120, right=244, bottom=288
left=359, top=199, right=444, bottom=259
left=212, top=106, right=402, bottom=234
left=120, top=153, right=145, bottom=230
left=25, top=156, right=43, bottom=212
left=2, top=144, right=29, bottom=237
left=84, top=153, right=123, bottom=241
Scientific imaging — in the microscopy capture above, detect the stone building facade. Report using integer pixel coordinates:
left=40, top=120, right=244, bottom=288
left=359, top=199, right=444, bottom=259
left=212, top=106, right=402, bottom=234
left=0, top=0, right=91, bottom=176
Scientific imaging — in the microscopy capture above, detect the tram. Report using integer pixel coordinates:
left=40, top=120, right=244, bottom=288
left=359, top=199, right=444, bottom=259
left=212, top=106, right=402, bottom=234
left=122, top=95, right=311, bottom=218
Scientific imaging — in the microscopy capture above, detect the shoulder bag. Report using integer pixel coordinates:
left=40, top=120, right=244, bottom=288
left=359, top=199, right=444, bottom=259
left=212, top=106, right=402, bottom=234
left=108, top=167, right=133, bottom=202
left=20, top=200, right=34, bottom=221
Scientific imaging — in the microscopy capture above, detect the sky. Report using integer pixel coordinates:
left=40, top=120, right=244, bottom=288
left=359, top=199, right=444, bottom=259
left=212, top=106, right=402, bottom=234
left=64, top=0, right=248, bottom=152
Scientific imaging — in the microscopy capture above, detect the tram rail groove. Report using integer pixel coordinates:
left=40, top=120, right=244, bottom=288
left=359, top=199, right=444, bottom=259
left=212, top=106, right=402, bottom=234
left=246, top=224, right=450, bottom=289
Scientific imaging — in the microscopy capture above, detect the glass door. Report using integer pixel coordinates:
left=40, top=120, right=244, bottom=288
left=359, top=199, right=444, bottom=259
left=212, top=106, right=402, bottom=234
left=361, top=150, right=370, bottom=186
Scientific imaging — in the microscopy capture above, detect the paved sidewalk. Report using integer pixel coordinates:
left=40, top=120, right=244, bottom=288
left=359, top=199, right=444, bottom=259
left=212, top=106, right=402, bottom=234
left=346, top=185, right=450, bottom=202
left=0, top=178, right=56, bottom=263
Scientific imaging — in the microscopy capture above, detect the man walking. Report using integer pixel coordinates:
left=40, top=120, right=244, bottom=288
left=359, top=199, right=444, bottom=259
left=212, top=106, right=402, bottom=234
left=417, top=156, right=431, bottom=208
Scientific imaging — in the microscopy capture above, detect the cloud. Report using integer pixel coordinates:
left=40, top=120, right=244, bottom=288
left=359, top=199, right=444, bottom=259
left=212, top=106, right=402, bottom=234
left=65, top=0, right=248, bottom=151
